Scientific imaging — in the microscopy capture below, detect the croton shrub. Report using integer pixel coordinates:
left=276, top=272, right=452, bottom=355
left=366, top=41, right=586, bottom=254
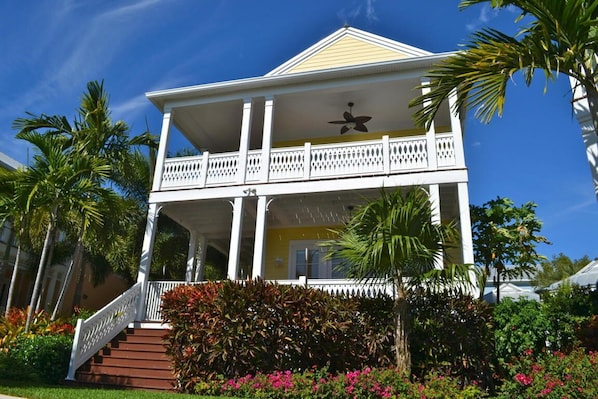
left=161, top=279, right=494, bottom=393
left=161, top=279, right=395, bottom=391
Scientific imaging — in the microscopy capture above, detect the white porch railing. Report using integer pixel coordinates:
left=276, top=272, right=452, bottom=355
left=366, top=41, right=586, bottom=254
left=142, top=278, right=395, bottom=322
left=66, top=282, right=142, bottom=380
left=160, top=134, right=456, bottom=189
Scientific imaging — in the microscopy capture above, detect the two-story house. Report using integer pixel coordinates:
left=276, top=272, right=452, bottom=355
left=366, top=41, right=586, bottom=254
left=67, top=27, right=475, bottom=382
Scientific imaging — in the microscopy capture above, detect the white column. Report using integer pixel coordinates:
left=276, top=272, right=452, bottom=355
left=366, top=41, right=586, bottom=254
left=194, top=235, right=208, bottom=282
left=227, top=197, right=244, bottom=280
left=260, top=96, right=274, bottom=182
left=237, top=99, right=253, bottom=184
left=421, top=78, right=438, bottom=170
left=457, top=182, right=474, bottom=265
left=136, top=203, right=160, bottom=320
left=448, top=89, right=466, bottom=167
left=428, top=184, right=442, bottom=269
left=152, top=109, right=174, bottom=192
left=185, top=230, right=198, bottom=283
left=252, top=196, right=268, bottom=279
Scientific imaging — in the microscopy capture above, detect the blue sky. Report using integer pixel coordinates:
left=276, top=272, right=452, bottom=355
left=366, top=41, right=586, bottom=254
left=1, top=0, right=596, bottom=261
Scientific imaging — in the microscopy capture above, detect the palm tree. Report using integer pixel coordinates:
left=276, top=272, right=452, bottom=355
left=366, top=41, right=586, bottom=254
left=13, top=131, right=110, bottom=331
left=410, top=1, right=598, bottom=172
left=13, top=80, right=156, bottom=319
left=323, top=187, right=463, bottom=374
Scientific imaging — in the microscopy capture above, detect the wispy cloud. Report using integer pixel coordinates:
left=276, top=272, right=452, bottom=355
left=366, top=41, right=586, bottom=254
left=337, top=0, right=378, bottom=25
left=465, top=4, right=500, bottom=31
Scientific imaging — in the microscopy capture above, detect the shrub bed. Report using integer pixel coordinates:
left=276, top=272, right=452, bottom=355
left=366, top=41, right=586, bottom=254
left=194, top=367, right=484, bottom=399
left=161, top=279, right=395, bottom=391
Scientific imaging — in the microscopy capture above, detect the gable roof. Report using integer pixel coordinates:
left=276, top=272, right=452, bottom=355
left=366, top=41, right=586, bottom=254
left=266, top=26, right=433, bottom=77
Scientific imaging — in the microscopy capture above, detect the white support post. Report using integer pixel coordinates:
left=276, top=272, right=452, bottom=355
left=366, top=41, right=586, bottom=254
left=200, top=151, right=210, bottom=188
left=260, top=97, right=274, bottom=182
left=252, top=196, right=268, bottom=279
left=448, top=89, right=466, bottom=167
left=428, top=184, right=442, bottom=269
left=136, top=203, right=160, bottom=320
left=382, top=135, right=390, bottom=175
left=303, top=142, right=311, bottom=179
left=194, top=235, right=208, bottom=282
left=237, top=99, right=253, bottom=184
left=152, top=110, right=174, bottom=192
left=421, top=79, right=438, bottom=170
left=457, top=182, right=475, bottom=266
left=227, top=197, right=244, bottom=280
left=185, top=230, right=198, bottom=283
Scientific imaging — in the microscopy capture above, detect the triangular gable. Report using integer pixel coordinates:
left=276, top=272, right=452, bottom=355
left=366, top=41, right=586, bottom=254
left=266, top=26, right=432, bottom=77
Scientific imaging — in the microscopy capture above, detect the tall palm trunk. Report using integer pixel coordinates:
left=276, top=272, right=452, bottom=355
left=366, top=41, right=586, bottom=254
left=394, top=278, right=411, bottom=375
left=51, top=236, right=84, bottom=320
left=4, top=239, right=22, bottom=317
left=25, top=205, right=57, bottom=332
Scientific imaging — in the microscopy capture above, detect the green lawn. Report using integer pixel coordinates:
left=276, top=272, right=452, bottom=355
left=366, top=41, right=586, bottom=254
left=0, top=380, right=222, bottom=399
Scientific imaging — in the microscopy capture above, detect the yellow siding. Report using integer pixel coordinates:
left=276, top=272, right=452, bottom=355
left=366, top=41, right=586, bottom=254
left=286, top=36, right=407, bottom=74
left=264, top=226, right=339, bottom=279
left=273, top=126, right=450, bottom=148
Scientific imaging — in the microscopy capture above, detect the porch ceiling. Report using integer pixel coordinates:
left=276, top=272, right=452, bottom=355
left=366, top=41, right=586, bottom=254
left=159, top=62, right=452, bottom=154
left=158, top=184, right=459, bottom=257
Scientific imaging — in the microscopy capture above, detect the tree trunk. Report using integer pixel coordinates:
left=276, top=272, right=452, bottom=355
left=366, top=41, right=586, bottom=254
left=25, top=207, right=56, bottom=332
left=51, top=237, right=83, bottom=320
left=4, top=243, right=22, bottom=317
left=394, top=284, right=411, bottom=375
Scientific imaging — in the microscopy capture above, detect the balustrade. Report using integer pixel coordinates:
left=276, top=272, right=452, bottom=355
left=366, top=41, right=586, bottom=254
left=160, top=134, right=457, bottom=190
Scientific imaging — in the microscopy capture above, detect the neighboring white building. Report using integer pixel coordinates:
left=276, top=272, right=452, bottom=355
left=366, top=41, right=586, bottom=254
left=570, top=77, right=598, bottom=201
left=547, top=259, right=598, bottom=291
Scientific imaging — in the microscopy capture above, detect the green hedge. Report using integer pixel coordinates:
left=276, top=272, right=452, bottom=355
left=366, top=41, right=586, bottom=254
left=7, top=334, right=73, bottom=384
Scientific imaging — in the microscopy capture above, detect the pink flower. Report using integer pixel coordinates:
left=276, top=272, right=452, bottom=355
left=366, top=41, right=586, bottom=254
left=515, top=373, right=533, bottom=386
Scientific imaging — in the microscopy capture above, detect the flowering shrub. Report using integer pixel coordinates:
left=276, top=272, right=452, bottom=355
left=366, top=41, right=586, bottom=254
left=496, top=348, right=598, bottom=398
left=0, top=307, right=75, bottom=349
left=194, top=367, right=484, bottom=399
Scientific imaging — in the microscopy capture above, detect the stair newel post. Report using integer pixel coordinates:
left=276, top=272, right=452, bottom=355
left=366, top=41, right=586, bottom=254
left=66, top=318, right=85, bottom=381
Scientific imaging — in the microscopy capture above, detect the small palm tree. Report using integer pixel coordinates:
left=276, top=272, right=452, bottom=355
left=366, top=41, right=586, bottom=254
left=323, top=187, right=465, bottom=374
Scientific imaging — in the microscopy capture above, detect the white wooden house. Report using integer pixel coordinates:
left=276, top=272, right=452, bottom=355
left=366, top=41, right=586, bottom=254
left=67, top=27, right=475, bottom=380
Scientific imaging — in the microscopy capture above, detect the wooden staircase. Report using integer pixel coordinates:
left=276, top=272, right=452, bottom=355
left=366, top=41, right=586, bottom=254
left=74, top=326, right=175, bottom=391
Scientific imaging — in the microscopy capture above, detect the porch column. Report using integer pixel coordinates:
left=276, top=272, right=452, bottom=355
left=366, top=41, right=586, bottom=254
left=448, top=89, right=466, bottom=168
left=457, top=183, right=474, bottom=265
left=237, top=99, right=253, bottom=184
left=252, top=195, right=268, bottom=279
left=152, top=109, right=174, bottom=192
left=185, top=230, right=198, bottom=283
left=136, top=203, right=160, bottom=320
left=421, top=78, right=438, bottom=170
left=227, top=197, right=244, bottom=280
left=194, top=235, right=208, bottom=282
left=260, top=96, right=274, bottom=182
left=428, top=184, right=442, bottom=269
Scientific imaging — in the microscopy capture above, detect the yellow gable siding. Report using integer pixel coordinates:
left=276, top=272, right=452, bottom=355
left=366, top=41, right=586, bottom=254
left=286, top=36, right=407, bottom=74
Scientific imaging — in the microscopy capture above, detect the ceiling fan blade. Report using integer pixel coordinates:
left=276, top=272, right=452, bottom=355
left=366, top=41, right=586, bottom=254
left=343, top=111, right=355, bottom=122
left=354, top=116, right=371, bottom=124
left=340, top=125, right=350, bottom=134
left=328, top=120, right=348, bottom=124
left=354, top=124, right=368, bottom=132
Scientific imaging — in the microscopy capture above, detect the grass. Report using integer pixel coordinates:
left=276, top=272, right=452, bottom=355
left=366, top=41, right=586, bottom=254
left=0, top=380, right=222, bottom=399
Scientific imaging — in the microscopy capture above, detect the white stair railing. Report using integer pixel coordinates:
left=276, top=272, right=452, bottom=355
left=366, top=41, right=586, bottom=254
left=66, top=282, right=142, bottom=380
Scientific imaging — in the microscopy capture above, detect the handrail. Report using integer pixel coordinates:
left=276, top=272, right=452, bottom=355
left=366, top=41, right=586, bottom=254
left=66, top=282, right=142, bottom=380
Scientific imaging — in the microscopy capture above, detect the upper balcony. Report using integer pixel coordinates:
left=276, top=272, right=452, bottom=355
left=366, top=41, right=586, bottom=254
left=158, top=132, right=458, bottom=191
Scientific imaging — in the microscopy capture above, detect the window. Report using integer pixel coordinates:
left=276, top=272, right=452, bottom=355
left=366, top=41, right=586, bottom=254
left=288, top=240, right=347, bottom=279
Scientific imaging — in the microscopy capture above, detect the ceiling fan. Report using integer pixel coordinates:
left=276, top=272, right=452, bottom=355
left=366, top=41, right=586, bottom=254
left=328, top=102, right=372, bottom=134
